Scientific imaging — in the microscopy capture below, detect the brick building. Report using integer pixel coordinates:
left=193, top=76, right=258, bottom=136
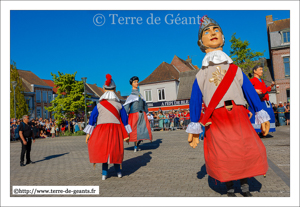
left=266, top=15, right=290, bottom=103
left=18, top=70, right=53, bottom=119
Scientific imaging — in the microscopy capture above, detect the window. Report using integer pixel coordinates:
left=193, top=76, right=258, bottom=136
left=282, top=31, right=290, bottom=43
left=283, top=57, right=290, bottom=78
left=36, top=90, right=41, bottom=103
left=43, top=107, right=48, bottom=119
left=42, top=91, right=47, bottom=103
left=144, top=90, right=152, bottom=102
left=157, top=88, right=165, bottom=101
left=26, top=99, right=30, bottom=109
left=48, top=91, right=53, bottom=103
left=36, top=107, right=41, bottom=118
left=286, top=89, right=290, bottom=103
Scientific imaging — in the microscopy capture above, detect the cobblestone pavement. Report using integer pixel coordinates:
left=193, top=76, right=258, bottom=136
left=10, top=125, right=290, bottom=197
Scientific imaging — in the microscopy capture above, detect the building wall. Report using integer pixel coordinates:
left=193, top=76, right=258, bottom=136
left=33, top=87, right=53, bottom=119
left=269, top=31, right=290, bottom=48
left=271, top=48, right=290, bottom=103
left=139, top=80, right=178, bottom=103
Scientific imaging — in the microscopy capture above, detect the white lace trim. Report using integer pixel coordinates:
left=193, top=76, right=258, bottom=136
left=123, top=94, right=146, bottom=106
left=99, top=91, right=120, bottom=102
left=186, top=122, right=203, bottom=134
left=202, top=50, right=233, bottom=67
left=83, top=125, right=94, bottom=135
left=255, top=109, right=271, bottom=125
left=125, top=125, right=132, bottom=134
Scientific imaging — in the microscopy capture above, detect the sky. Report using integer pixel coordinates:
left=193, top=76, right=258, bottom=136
left=10, top=10, right=290, bottom=96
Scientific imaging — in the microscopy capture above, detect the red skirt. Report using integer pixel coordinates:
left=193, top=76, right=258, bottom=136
left=88, top=123, right=124, bottom=164
left=128, top=112, right=153, bottom=142
left=204, top=102, right=268, bottom=182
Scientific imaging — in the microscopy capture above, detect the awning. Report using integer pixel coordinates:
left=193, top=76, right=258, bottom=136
left=148, top=104, right=189, bottom=112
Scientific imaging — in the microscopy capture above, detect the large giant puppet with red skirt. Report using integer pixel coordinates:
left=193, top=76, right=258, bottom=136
left=123, top=76, right=152, bottom=152
left=84, top=74, right=132, bottom=180
left=249, top=65, right=276, bottom=136
left=186, top=15, right=270, bottom=197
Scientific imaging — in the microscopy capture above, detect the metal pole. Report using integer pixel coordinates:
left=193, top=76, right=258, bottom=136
left=83, top=83, right=87, bottom=127
left=13, top=86, right=16, bottom=119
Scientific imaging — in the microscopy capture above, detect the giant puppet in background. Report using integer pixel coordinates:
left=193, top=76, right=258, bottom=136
left=186, top=15, right=270, bottom=197
left=249, top=65, right=276, bottom=136
left=84, top=74, right=132, bottom=180
left=124, top=76, right=153, bottom=152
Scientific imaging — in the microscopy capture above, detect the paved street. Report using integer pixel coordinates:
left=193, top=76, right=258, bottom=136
left=10, top=126, right=290, bottom=197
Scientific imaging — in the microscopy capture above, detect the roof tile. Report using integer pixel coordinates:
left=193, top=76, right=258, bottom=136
left=139, top=62, right=179, bottom=85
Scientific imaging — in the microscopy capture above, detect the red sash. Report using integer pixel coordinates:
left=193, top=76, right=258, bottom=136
left=99, top=100, right=129, bottom=140
left=200, top=64, right=238, bottom=126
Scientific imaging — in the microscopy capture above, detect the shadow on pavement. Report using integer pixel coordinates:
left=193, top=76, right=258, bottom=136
left=108, top=152, right=152, bottom=176
left=197, top=164, right=262, bottom=195
left=124, top=139, right=162, bottom=151
left=34, top=152, right=69, bottom=163
left=259, top=134, right=274, bottom=139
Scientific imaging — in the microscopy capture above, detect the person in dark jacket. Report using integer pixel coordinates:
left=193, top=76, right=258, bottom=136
left=19, top=115, right=35, bottom=166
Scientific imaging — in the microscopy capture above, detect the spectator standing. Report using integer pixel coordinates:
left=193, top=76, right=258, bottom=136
left=10, top=122, right=15, bottom=141
left=277, top=102, right=286, bottom=126
left=55, top=123, right=60, bottom=137
left=164, top=112, right=170, bottom=131
left=184, top=110, right=191, bottom=127
left=285, top=105, right=290, bottom=125
left=273, top=104, right=279, bottom=127
left=74, top=122, right=80, bottom=133
left=80, top=118, right=85, bottom=131
left=174, top=111, right=180, bottom=128
left=158, top=111, right=164, bottom=131
left=147, top=112, right=154, bottom=129
left=14, top=120, right=21, bottom=140
left=35, top=121, right=40, bottom=138
left=50, top=123, right=55, bottom=138
left=19, top=115, right=35, bottom=166
left=61, top=125, right=66, bottom=135
left=169, top=111, right=175, bottom=130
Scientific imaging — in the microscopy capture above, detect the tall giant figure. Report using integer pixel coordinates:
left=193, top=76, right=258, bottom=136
left=84, top=74, right=132, bottom=180
left=249, top=65, right=276, bottom=136
left=124, top=76, right=153, bottom=152
left=187, top=15, right=270, bottom=197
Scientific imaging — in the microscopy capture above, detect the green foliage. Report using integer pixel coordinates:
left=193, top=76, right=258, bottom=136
left=229, top=33, right=266, bottom=78
left=64, top=130, right=73, bottom=136
left=45, top=71, right=92, bottom=130
left=73, top=131, right=86, bottom=136
left=10, top=62, right=29, bottom=119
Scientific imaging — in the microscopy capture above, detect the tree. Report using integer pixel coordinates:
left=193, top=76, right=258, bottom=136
left=229, top=33, right=267, bottom=79
left=45, top=71, right=92, bottom=131
left=10, top=61, right=29, bottom=119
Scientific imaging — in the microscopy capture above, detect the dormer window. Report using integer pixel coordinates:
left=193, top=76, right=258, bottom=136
left=281, top=30, right=290, bottom=44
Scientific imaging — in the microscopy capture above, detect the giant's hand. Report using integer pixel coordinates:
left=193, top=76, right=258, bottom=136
left=255, top=89, right=262, bottom=94
left=85, top=134, right=90, bottom=144
left=188, top=133, right=200, bottom=148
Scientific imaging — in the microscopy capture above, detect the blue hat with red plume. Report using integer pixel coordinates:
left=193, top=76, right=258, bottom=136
left=103, top=74, right=116, bottom=90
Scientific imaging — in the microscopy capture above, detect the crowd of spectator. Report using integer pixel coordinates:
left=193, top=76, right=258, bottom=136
left=10, top=117, right=87, bottom=141
left=272, top=101, right=290, bottom=126
left=10, top=102, right=290, bottom=141
left=146, top=108, right=190, bottom=131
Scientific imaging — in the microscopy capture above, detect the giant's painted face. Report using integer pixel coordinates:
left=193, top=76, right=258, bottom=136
left=254, top=67, right=264, bottom=77
left=132, top=80, right=139, bottom=89
left=201, top=26, right=223, bottom=49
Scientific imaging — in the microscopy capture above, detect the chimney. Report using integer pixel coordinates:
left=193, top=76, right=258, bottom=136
left=266, top=15, right=273, bottom=26
left=186, top=55, right=192, bottom=63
